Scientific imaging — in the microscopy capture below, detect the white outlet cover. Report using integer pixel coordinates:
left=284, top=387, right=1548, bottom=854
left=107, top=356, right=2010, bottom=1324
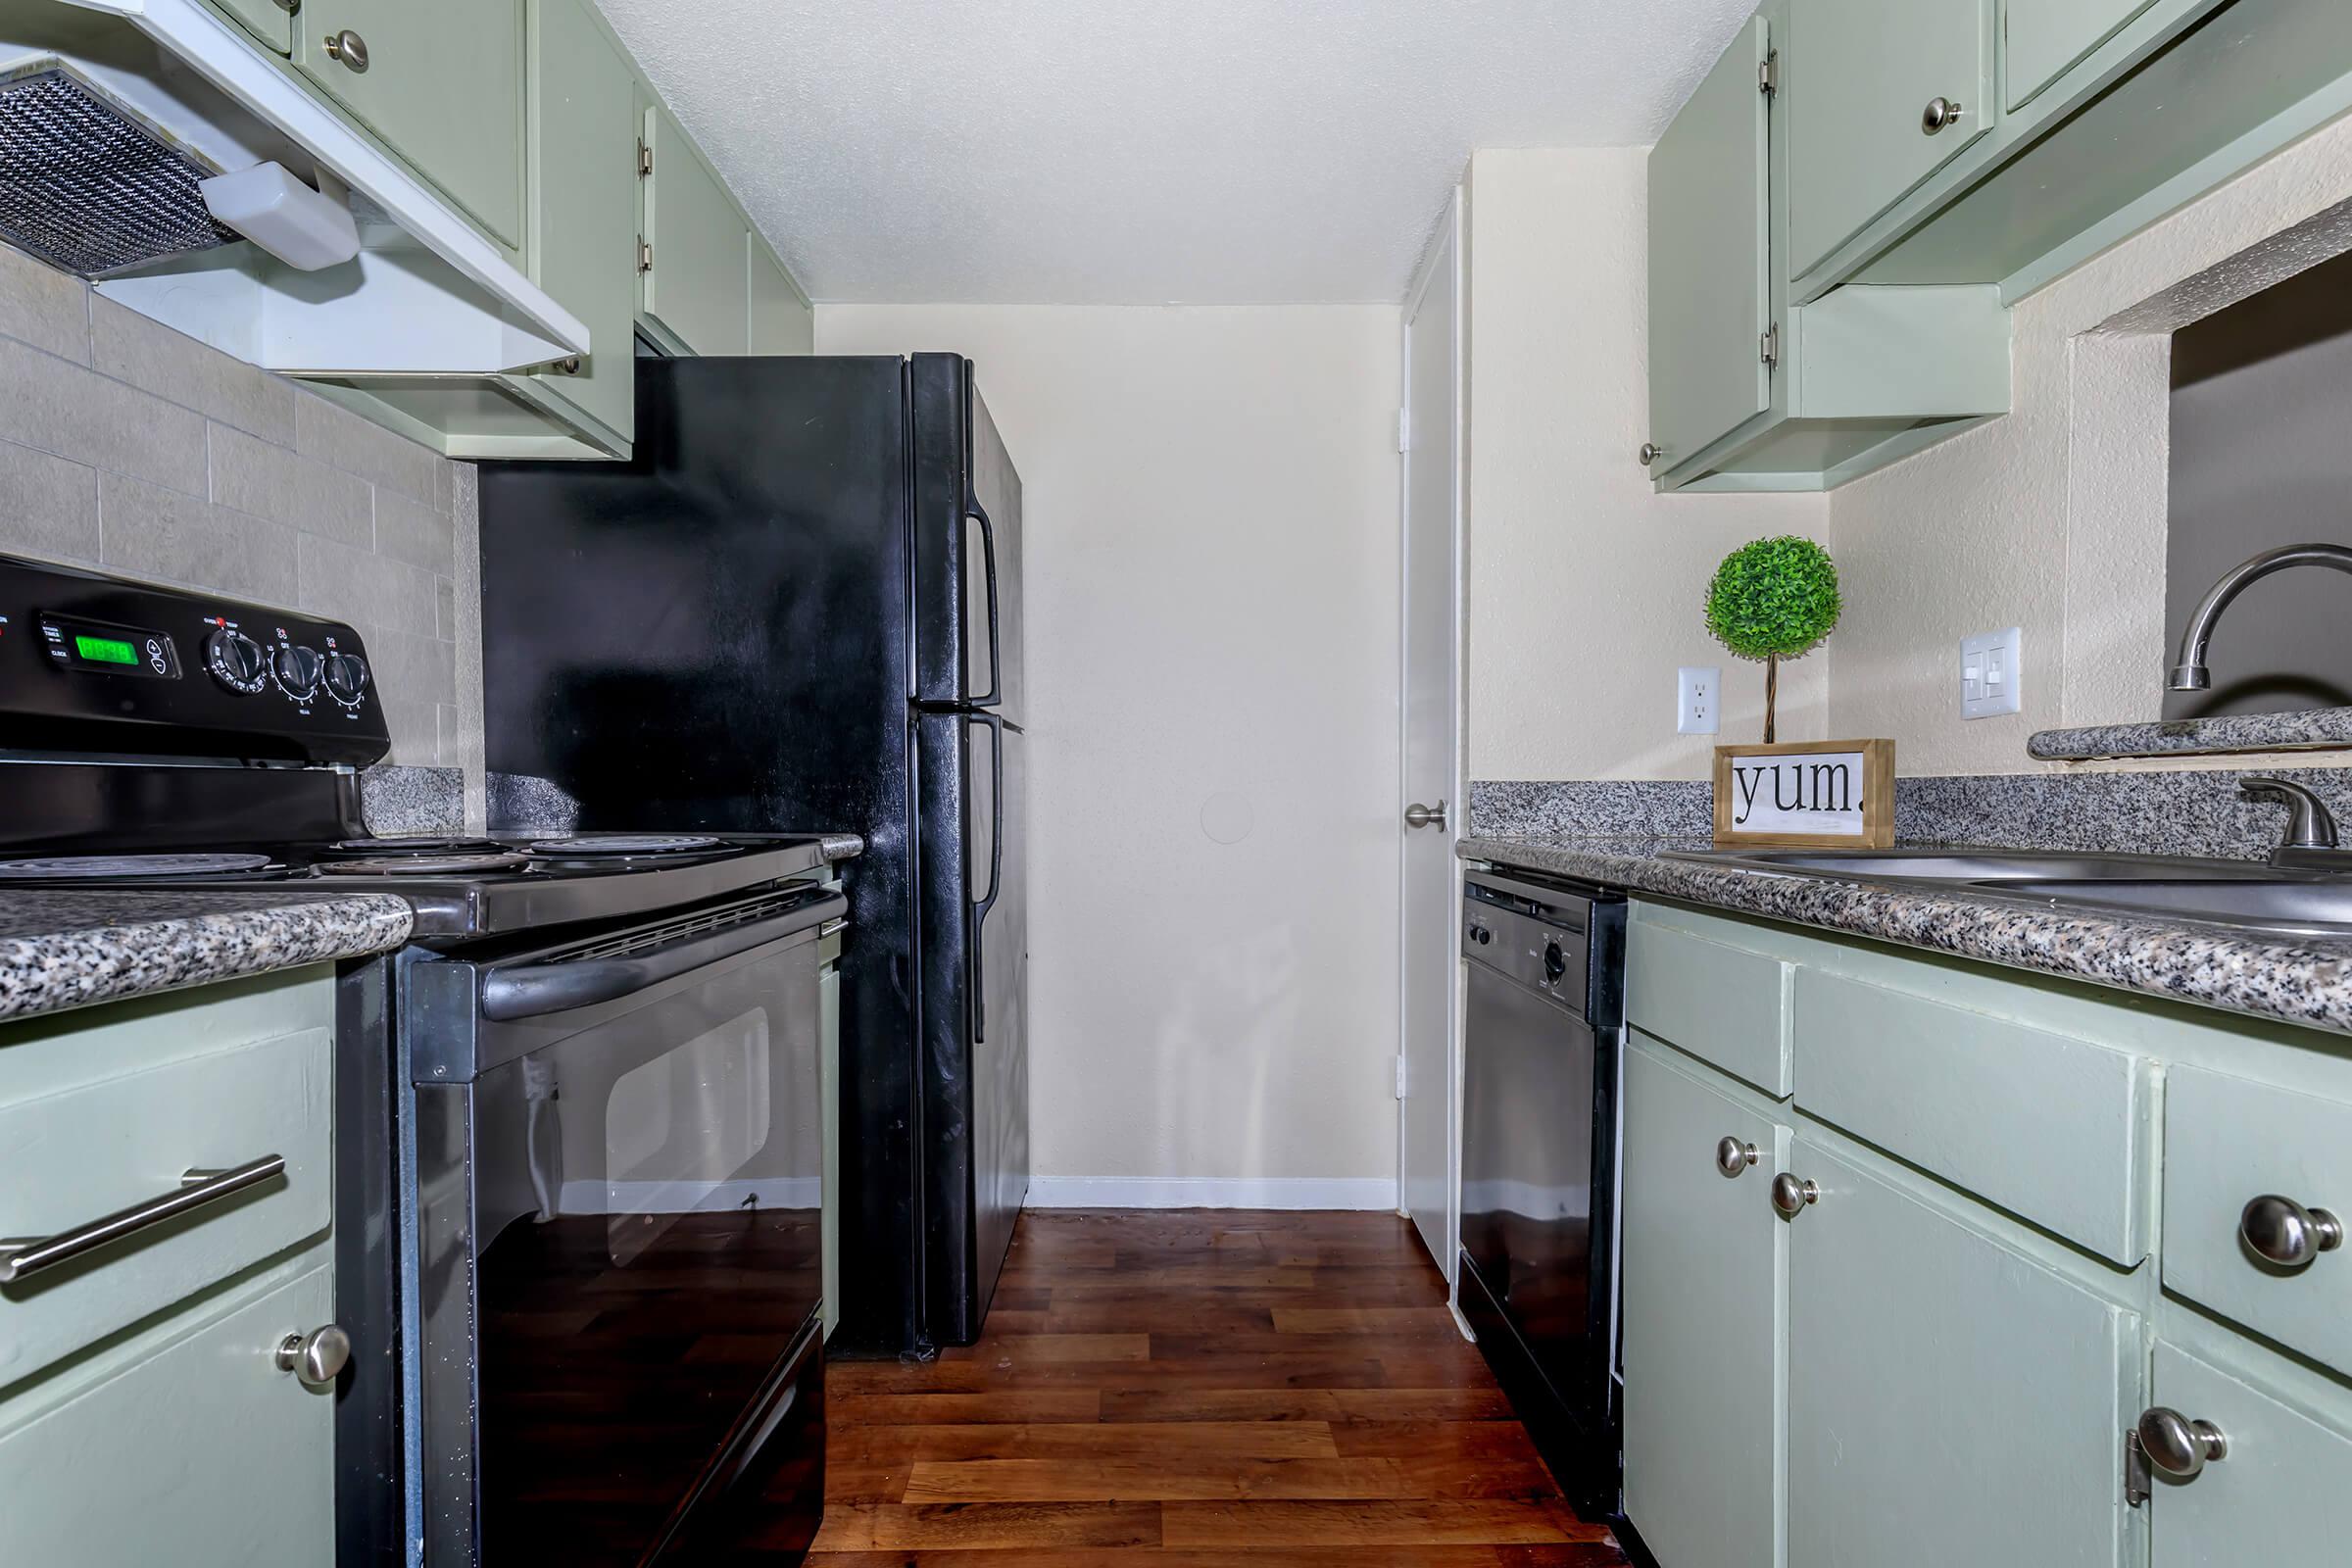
left=1960, top=627, right=2023, bottom=719
left=1678, top=665, right=1721, bottom=735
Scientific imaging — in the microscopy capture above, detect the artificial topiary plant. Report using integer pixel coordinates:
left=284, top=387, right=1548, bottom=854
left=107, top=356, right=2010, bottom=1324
left=1704, top=536, right=1842, bottom=743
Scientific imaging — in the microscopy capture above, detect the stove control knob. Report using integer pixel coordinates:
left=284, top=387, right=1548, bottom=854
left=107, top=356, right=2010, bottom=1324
left=273, top=643, right=323, bottom=699
left=205, top=628, right=269, bottom=694
left=322, top=651, right=368, bottom=705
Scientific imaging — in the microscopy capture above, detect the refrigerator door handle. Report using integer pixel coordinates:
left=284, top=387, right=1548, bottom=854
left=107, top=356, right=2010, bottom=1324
left=968, top=710, right=1005, bottom=1041
left=967, top=498, right=1003, bottom=710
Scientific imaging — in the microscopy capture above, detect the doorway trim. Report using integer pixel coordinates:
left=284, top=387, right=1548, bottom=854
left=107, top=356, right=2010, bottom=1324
left=1397, top=184, right=1468, bottom=1291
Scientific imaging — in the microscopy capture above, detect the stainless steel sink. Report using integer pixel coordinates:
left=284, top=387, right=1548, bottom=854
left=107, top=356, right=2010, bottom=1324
left=1661, top=848, right=2287, bottom=883
left=1995, top=878, right=2352, bottom=938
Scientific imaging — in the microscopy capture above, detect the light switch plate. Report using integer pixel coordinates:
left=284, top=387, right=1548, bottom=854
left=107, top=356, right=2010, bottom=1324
left=1678, top=666, right=1721, bottom=735
left=1961, top=627, right=2023, bottom=719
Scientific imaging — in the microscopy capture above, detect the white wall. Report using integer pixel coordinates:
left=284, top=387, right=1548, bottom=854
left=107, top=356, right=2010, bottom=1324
left=817, top=304, right=1404, bottom=1205
left=1826, top=113, right=2352, bottom=775
left=1464, top=149, right=1832, bottom=782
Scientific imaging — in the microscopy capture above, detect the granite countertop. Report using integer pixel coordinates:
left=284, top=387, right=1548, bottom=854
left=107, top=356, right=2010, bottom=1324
left=1461, top=832, right=2352, bottom=1037
left=0, top=890, right=414, bottom=1025
left=2029, top=705, right=2352, bottom=761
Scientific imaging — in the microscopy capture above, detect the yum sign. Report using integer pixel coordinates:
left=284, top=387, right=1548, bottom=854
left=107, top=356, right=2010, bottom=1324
left=1712, top=739, right=1895, bottom=849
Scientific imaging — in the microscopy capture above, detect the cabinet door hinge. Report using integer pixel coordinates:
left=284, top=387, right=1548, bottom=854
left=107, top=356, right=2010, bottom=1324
left=2123, top=1428, right=2151, bottom=1508
left=637, top=139, right=654, bottom=178
left=1396, top=409, right=1411, bottom=454
left=1759, top=49, right=1779, bottom=97
left=637, top=238, right=654, bottom=274
left=1395, top=1054, right=1408, bottom=1100
left=1760, top=322, right=1781, bottom=371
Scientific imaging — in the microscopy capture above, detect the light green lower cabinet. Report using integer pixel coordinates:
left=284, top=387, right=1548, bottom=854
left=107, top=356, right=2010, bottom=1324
left=1622, top=1036, right=1788, bottom=1568
left=2146, top=1341, right=2352, bottom=1566
left=0, top=1262, right=335, bottom=1568
left=1786, top=1137, right=2138, bottom=1568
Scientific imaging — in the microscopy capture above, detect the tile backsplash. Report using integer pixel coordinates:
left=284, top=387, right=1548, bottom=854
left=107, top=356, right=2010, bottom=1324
left=0, top=241, right=475, bottom=769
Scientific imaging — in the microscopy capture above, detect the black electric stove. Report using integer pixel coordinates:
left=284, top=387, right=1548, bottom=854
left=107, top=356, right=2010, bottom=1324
left=0, top=555, right=837, bottom=1567
left=0, top=829, right=842, bottom=940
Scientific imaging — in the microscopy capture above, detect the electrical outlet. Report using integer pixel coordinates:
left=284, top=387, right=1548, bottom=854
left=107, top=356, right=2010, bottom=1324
left=1678, top=666, right=1721, bottom=735
left=1961, top=627, right=2023, bottom=719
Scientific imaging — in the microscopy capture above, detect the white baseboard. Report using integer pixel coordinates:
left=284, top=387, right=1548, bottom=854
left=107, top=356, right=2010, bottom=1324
left=1025, top=1176, right=1399, bottom=1210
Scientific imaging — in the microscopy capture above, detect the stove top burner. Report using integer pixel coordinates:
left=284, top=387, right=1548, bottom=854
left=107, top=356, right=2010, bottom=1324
left=527, top=835, right=725, bottom=858
left=0, top=853, right=275, bottom=879
left=325, top=853, right=534, bottom=876
left=324, top=837, right=507, bottom=858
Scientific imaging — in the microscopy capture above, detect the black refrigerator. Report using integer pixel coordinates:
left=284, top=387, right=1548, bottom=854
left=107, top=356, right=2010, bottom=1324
left=477, top=353, right=1029, bottom=1355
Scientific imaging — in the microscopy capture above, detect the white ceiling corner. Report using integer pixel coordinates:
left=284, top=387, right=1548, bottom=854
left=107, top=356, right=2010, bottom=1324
left=592, top=0, right=1757, bottom=305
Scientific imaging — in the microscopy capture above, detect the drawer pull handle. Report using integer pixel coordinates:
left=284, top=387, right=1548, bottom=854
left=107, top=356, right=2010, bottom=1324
left=2137, top=1407, right=2229, bottom=1482
left=1715, top=1137, right=1758, bottom=1179
left=323, top=28, right=368, bottom=73
left=2240, top=1194, right=2343, bottom=1269
left=277, top=1323, right=352, bottom=1391
left=0, top=1154, right=286, bottom=1285
left=1771, top=1172, right=1818, bottom=1218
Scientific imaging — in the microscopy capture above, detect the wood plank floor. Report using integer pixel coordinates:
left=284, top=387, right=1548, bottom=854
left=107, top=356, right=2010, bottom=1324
left=803, top=1209, right=1628, bottom=1565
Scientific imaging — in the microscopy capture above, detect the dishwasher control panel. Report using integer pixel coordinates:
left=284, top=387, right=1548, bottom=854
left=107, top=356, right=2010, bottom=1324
left=1463, top=870, right=1625, bottom=1026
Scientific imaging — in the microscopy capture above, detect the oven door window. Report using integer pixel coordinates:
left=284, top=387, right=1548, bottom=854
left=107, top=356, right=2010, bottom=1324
left=472, top=945, right=822, bottom=1562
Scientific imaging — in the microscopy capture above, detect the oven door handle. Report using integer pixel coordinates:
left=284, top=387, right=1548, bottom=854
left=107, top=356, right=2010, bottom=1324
left=479, top=889, right=847, bottom=1021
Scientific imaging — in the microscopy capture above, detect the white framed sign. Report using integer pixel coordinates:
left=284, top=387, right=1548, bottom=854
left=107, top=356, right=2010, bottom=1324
left=1713, top=739, right=1895, bottom=848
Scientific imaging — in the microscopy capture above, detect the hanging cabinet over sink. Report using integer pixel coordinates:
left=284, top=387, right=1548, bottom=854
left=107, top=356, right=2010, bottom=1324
left=1644, top=0, right=2352, bottom=492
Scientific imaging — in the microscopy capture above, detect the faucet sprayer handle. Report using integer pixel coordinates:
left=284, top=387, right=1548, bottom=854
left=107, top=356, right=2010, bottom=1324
left=2241, top=777, right=2339, bottom=851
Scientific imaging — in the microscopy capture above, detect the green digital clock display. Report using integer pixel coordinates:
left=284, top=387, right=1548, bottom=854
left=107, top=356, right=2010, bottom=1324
left=74, top=634, right=139, bottom=666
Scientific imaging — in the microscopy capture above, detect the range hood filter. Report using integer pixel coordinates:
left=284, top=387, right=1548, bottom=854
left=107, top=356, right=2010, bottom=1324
left=0, top=65, right=234, bottom=278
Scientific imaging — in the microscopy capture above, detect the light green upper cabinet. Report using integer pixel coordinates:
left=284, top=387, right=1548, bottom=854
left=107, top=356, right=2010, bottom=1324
left=2004, top=0, right=2155, bottom=109
left=208, top=0, right=291, bottom=55
left=749, top=233, right=815, bottom=356
left=527, top=0, right=637, bottom=445
left=1785, top=1137, right=2137, bottom=1568
left=1646, top=16, right=1773, bottom=477
left=639, top=95, right=750, bottom=358
left=1621, top=1037, right=1788, bottom=1568
left=293, top=0, right=526, bottom=250
left=1786, top=0, right=1993, bottom=279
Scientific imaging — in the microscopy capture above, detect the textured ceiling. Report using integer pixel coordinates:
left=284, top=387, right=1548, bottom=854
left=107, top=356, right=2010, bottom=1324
left=590, top=0, right=1755, bottom=304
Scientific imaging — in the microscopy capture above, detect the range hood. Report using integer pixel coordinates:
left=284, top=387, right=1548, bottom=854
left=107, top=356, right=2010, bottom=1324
left=0, top=0, right=583, bottom=375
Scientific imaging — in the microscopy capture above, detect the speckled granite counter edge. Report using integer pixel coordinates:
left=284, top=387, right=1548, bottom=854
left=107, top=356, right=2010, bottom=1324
left=2029, top=706, right=2352, bottom=760
left=819, top=834, right=865, bottom=862
left=0, top=894, right=415, bottom=1025
left=1461, top=834, right=2352, bottom=1037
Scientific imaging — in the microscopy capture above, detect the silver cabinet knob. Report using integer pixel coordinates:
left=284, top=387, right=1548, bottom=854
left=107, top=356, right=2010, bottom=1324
left=276, top=1324, right=351, bottom=1391
left=2240, top=1194, right=2343, bottom=1268
left=1771, top=1172, right=1818, bottom=1218
left=1403, top=801, right=1447, bottom=831
left=323, top=29, right=368, bottom=72
left=1639, top=442, right=1664, bottom=467
left=1921, top=96, right=1965, bottom=134
left=1715, top=1137, right=1758, bottom=1179
left=2138, top=1407, right=2229, bottom=1482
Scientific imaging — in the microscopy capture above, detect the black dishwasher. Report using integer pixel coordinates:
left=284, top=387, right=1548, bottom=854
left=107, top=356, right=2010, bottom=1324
left=1458, top=867, right=1626, bottom=1514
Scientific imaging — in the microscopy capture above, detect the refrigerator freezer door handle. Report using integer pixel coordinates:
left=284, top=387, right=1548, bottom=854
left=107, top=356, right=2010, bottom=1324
left=968, top=710, right=1005, bottom=1041
left=967, top=500, right=1003, bottom=710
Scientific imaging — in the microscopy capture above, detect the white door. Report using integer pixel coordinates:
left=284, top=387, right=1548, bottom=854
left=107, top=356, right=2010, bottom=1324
left=1399, top=189, right=1465, bottom=1281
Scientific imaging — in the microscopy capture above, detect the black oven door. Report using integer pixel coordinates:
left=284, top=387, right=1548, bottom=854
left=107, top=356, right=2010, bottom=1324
left=410, top=886, right=842, bottom=1567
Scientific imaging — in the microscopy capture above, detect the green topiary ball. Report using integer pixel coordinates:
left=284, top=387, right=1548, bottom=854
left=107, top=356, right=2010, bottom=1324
left=1704, top=536, right=1842, bottom=662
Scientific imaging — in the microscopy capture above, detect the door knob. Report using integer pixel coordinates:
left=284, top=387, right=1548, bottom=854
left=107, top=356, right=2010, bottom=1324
left=1921, top=96, right=1965, bottom=134
left=277, top=1324, right=351, bottom=1391
left=1771, top=1173, right=1818, bottom=1217
left=323, top=29, right=368, bottom=72
left=2240, top=1194, right=2343, bottom=1268
left=1715, top=1137, right=1758, bottom=1178
left=1403, top=801, right=1448, bottom=831
left=2137, top=1407, right=2229, bottom=1482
